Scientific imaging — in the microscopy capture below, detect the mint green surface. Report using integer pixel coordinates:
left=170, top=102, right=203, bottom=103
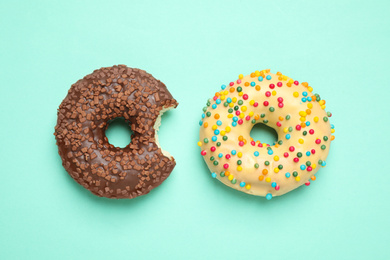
left=1, top=1, right=389, bottom=259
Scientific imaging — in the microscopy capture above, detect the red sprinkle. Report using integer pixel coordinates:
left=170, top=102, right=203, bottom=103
left=296, top=125, right=302, bottom=131
left=239, top=141, right=244, bottom=146
left=243, top=94, right=248, bottom=100
left=265, top=91, right=271, bottom=97
left=263, top=101, right=269, bottom=106
left=235, top=111, right=240, bottom=116
left=278, top=103, right=284, bottom=108
left=245, top=116, right=250, bottom=121
left=210, top=146, right=216, bottom=152
left=269, top=84, right=275, bottom=89
left=294, top=81, right=299, bottom=85
left=253, top=102, right=259, bottom=107
left=309, top=129, right=314, bottom=134
left=238, top=119, right=243, bottom=125
left=229, top=82, right=234, bottom=86
left=311, top=149, right=316, bottom=154
left=307, top=166, right=313, bottom=171
left=293, top=157, right=299, bottom=162
left=201, top=150, right=206, bottom=156
left=284, top=152, right=289, bottom=158
left=289, top=146, right=295, bottom=152
left=277, top=82, right=282, bottom=87
left=276, top=122, right=282, bottom=127
left=225, top=154, right=231, bottom=159
left=315, top=139, right=321, bottom=144
left=223, top=164, right=229, bottom=169
left=277, top=97, right=283, bottom=103
left=251, top=141, right=256, bottom=146
left=305, top=181, right=310, bottom=186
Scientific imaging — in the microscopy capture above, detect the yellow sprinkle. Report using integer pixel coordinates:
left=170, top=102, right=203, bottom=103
left=228, top=175, right=234, bottom=181
left=229, top=103, right=234, bottom=108
left=321, top=105, right=326, bottom=110
left=299, top=111, right=307, bottom=117
left=283, top=127, right=288, bottom=133
left=274, top=168, right=279, bottom=173
left=312, top=164, right=317, bottom=169
left=239, top=74, right=244, bottom=79
left=314, top=116, right=319, bottom=122
left=293, top=92, right=299, bottom=97
left=265, top=177, right=271, bottom=182
left=239, top=113, right=245, bottom=119
left=197, top=142, right=202, bottom=146
left=255, top=70, right=260, bottom=76
left=274, top=155, right=279, bottom=161
left=241, top=106, right=247, bottom=112
left=220, top=95, right=225, bottom=100
left=288, top=79, right=294, bottom=84
left=238, top=152, right=242, bottom=158
left=295, top=176, right=300, bottom=182
left=212, top=125, right=218, bottom=130
left=331, top=129, right=335, bottom=133
left=227, top=114, right=233, bottom=118
left=245, top=184, right=251, bottom=190
left=282, top=75, right=288, bottom=81
left=249, top=111, right=254, bottom=117
left=237, top=166, right=242, bottom=171
left=238, top=92, right=243, bottom=97
left=308, top=87, right=313, bottom=92
left=220, top=131, right=226, bottom=136
left=300, top=117, right=306, bottom=122
left=272, top=90, right=277, bottom=96
left=249, top=100, right=255, bottom=106
left=232, top=97, right=237, bottom=103
left=307, top=103, right=313, bottom=109
left=298, top=138, right=304, bottom=144
left=225, top=126, right=231, bottom=132
left=319, top=100, right=325, bottom=106
left=224, top=90, right=229, bottom=95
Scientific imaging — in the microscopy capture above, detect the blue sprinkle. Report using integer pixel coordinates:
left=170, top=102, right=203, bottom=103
left=211, top=172, right=217, bottom=178
left=212, top=104, right=217, bottom=109
left=286, top=134, right=291, bottom=140
left=218, top=153, right=223, bottom=158
left=250, top=82, right=255, bottom=87
left=302, top=91, right=308, bottom=96
left=331, top=124, right=335, bottom=129
left=199, top=120, right=203, bottom=126
left=214, top=129, right=220, bottom=135
left=300, top=165, right=306, bottom=170
left=258, top=76, right=263, bottom=81
left=221, top=84, right=226, bottom=90
left=322, top=161, right=327, bottom=167
left=216, top=99, right=221, bottom=104
left=268, top=150, right=273, bottom=155
left=266, top=193, right=273, bottom=200
left=254, top=151, right=259, bottom=157
left=231, top=150, right=237, bottom=155
left=306, top=121, right=310, bottom=126
left=233, top=116, right=238, bottom=122
left=301, top=97, right=307, bottom=102
left=216, top=120, right=222, bottom=126
left=266, top=75, right=271, bottom=80
left=239, top=182, right=246, bottom=187
left=211, top=136, right=217, bottom=142
left=271, top=182, right=277, bottom=188
left=232, top=122, right=237, bottom=127
left=285, top=172, right=291, bottom=178
left=306, top=151, right=311, bottom=156
left=227, top=97, right=232, bottom=103
left=202, top=114, right=205, bottom=118
left=307, top=97, right=312, bottom=102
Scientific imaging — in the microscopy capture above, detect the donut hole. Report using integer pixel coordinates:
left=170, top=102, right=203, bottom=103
left=105, top=117, right=133, bottom=148
left=250, top=123, right=278, bottom=146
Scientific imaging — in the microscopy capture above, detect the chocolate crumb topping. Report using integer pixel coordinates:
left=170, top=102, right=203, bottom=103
left=54, top=65, right=178, bottom=199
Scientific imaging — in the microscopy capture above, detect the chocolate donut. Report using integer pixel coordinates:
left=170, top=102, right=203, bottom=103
left=54, top=65, right=178, bottom=199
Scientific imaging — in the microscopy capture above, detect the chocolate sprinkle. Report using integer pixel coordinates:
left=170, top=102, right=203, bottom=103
left=54, top=65, right=178, bottom=199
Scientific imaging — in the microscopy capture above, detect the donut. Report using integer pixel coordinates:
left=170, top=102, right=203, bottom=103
left=54, top=65, right=178, bottom=199
left=198, top=69, right=335, bottom=200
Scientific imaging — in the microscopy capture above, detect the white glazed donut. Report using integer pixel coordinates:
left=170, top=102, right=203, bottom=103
left=198, top=70, right=335, bottom=199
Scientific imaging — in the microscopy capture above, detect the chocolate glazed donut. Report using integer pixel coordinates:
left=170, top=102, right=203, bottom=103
left=54, top=65, right=178, bottom=199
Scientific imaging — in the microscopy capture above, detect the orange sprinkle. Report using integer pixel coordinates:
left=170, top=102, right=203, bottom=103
left=262, top=169, right=268, bottom=175
left=306, top=109, right=311, bottom=115
left=300, top=122, right=306, bottom=128
left=255, top=85, right=261, bottom=91
left=225, top=171, right=230, bottom=176
left=331, top=135, right=335, bottom=141
left=276, top=71, right=282, bottom=75
left=245, top=82, right=250, bottom=87
left=238, top=136, right=243, bottom=141
left=229, top=87, right=235, bottom=93
left=203, top=122, right=208, bottom=128
left=250, top=73, right=255, bottom=77
left=311, top=176, right=316, bottom=181
left=266, top=69, right=270, bottom=73
left=287, top=82, right=292, bottom=87
left=278, top=76, right=283, bottom=80
left=302, top=82, right=309, bottom=87
left=279, top=116, right=284, bottom=121
left=259, top=175, right=264, bottom=181
left=254, top=114, right=260, bottom=120
left=215, top=92, right=220, bottom=97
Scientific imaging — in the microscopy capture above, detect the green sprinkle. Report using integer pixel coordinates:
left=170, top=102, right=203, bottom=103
left=202, top=107, right=207, bottom=112
left=318, top=159, right=323, bottom=165
left=210, top=156, right=214, bottom=161
left=213, top=161, right=219, bottom=166
left=216, top=142, right=221, bottom=147
left=254, top=163, right=259, bottom=169
left=206, top=112, right=211, bottom=117
left=238, top=100, right=243, bottom=105
left=263, top=120, right=268, bottom=124
left=234, top=106, right=239, bottom=111
left=306, top=161, right=311, bottom=166
left=237, top=87, right=242, bottom=92
left=323, top=117, right=328, bottom=122
left=223, top=102, right=229, bottom=107
left=220, top=172, right=225, bottom=177
left=303, top=131, right=307, bottom=136
left=265, top=161, right=270, bottom=166
left=323, top=136, right=328, bottom=141
left=288, top=127, right=293, bottom=132
left=237, top=160, right=242, bottom=165
left=286, top=115, right=291, bottom=120
left=321, top=145, right=326, bottom=150
left=278, top=164, right=283, bottom=169
left=228, top=108, right=233, bottom=113
left=204, top=138, right=209, bottom=143
left=293, top=171, right=298, bottom=177
left=297, top=152, right=302, bottom=158
left=269, top=107, right=275, bottom=112
left=251, top=119, right=256, bottom=124
left=222, top=136, right=228, bottom=141
left=261, top=113, right=266, bottom=118
left=231, top=178, right=237, bottom=184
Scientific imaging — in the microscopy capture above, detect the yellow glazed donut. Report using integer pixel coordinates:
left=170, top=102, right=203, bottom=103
left=198, top=70, right=335, bottom=200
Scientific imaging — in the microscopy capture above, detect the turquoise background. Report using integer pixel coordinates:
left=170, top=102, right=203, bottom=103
left=1, top=0, right=389, bottom=259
